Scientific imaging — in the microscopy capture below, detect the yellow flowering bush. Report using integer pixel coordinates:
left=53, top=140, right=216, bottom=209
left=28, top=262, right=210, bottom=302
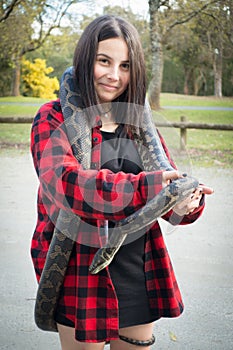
left=22, top=58, right=59, bottom=99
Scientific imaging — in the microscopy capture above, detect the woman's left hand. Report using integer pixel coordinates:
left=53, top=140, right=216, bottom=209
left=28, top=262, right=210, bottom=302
left=173, top=185, right=214, bottom=216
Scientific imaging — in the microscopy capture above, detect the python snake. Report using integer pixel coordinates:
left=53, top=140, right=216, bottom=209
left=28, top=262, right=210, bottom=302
left=34, top=67, right=199, bottom=332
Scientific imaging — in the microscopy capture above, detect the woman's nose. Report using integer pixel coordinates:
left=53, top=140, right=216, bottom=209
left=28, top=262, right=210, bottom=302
left=106, top=66, right=119, bottom=80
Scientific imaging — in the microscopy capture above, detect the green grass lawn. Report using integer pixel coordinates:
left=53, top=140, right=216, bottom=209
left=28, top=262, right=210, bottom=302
left=160, top=93, right=233, bottom=107
left=0, top=96, right=49, bottom=117
left=0, top=95, right=232, bottom=167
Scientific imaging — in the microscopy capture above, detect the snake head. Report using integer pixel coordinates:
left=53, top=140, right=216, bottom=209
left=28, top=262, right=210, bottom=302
left=170, top=176, right=199, bottom=197
left=168, top=181, right=179, bottom=196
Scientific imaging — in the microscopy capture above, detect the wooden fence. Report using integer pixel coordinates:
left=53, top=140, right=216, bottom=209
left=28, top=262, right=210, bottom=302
left=0, top=115, right=233, bottom=150
left=155, top=116, right=233, bottom=150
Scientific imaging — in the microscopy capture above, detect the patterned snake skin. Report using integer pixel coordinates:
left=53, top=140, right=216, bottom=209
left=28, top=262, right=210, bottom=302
left=34, top=67, right=199, bottom=332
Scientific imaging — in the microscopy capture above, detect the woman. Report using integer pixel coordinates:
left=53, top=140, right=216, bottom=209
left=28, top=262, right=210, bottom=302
left=31, top=15, right=213, bottom=349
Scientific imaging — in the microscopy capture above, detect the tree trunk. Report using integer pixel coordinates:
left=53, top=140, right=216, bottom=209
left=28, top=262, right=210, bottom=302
left=183, top=68, right=192, bottom=95
left=183, top=77, right=189, bottom=95
left=214, top=69, right=222, bottom=97
left=207, top=30, right=223, bottom=98
left=148, top=0, right=163, bottom=110
left=213, top=45, right=223, bottom=97
left=11, top=56, right=21, bottom=96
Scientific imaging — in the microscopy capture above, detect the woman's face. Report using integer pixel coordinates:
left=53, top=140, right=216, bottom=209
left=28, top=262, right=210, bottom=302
left=94, top=37, right=130, bottom=104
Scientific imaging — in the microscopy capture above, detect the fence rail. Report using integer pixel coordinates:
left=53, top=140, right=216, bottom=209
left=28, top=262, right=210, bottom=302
left=1, top=115, right=233, bottom=150
left=155, top=116, right=233, bottom=149
left=0, top=116, right=34, bottom=123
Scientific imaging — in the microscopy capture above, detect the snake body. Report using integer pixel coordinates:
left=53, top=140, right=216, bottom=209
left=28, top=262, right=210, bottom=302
left=89, top=176, right=197, bottom=273
left=34, top=67, right=199, bottom=332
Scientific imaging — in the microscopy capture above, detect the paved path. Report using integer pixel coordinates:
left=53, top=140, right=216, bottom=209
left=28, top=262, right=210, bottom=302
left=0, top=153, right=232, bottom=349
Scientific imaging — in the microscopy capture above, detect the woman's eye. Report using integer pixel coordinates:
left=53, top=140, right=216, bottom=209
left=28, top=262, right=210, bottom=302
left=98, top=58, right=109, bottom=65
left=121, top=63, right=130, bottom=71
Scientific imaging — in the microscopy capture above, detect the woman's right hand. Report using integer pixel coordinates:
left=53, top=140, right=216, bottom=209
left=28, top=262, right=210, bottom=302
left=162, top=170, right=182, bottom=188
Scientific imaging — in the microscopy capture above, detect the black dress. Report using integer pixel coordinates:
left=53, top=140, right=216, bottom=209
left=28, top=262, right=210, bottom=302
left=100, top=124, right=155, bottom=328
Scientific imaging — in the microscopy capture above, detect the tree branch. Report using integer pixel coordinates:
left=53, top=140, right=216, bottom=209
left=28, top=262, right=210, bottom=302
left=0, top=0, right=22, bottom=22
left=21, top=0, right=79, bottom=55
left=166, top=0, right=219, bottom=32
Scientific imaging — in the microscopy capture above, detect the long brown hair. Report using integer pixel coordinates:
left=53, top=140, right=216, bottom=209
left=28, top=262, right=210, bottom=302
left=73, top=15, right=146, bottom=109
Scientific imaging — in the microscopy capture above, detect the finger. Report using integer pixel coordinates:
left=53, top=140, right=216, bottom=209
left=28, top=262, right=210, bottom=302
left=198, top=185, right=214, bottom=195
left=191, top=189, right=203, bottom=200
left=163, top=170, right=181, bottom=182
left=186, top=208, right=194, bottom=215
left=191, top=189, right=201, bottom=198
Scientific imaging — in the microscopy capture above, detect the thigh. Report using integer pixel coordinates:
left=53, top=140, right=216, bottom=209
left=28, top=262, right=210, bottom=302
left=110, top=322, right=155, bottom=350
left=57, top=323, right=105, bottom=350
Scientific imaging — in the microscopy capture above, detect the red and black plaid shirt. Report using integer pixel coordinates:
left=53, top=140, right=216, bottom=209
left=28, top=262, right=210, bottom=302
left=31, top=100, right=205, bottom=343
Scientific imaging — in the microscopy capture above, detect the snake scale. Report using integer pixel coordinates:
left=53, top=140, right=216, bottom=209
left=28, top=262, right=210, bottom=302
left=34, top=67, right=199, bottom=332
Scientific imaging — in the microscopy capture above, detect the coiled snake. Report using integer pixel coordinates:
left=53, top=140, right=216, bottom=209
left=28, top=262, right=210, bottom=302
left=34, top=67, right=199, bottom=332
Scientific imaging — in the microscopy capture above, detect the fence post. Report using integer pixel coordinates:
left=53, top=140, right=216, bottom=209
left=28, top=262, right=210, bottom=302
left=180, top=116, right=187, bottom=150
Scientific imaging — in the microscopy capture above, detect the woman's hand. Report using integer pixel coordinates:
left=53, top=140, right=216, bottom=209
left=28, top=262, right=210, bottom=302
left=162, top=170, right=181, bottom=187
left=162, top=171, right=214, bottom=216
left=173, top=187, right=201, bottom=216
left=173, top=185, right=214, bottom=216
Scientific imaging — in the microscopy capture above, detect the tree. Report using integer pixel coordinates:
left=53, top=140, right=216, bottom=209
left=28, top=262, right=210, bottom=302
left=22, top=58, right=59, bottom=98
left=167, top=22, right=211, bottom=95
left=197, top=0, right=233, bottom=97
left=0, top=0, right=90, bottom=96
left=25, top=26, right=80, bottom=82
left=148, top=0, right=219, bottom=109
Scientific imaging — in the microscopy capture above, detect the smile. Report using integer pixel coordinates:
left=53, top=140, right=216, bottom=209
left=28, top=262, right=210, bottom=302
left=99, top=83, right=118, bottom=91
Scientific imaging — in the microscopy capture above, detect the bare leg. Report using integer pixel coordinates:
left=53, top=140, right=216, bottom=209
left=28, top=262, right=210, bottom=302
left=110, top=322, right=155, bottom=350
left=57, top=323, right=106, bottom=350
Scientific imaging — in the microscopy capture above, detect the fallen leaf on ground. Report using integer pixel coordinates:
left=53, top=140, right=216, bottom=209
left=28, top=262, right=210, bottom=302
left=169, top=331, right=178, bottom=342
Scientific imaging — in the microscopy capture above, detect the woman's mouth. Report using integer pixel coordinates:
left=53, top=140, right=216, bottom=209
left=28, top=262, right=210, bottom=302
left=99, top=83, right=118, bottom=91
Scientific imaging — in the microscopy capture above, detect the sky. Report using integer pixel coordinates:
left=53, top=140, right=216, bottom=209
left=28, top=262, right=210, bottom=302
left=78, top=0, right=149, bottom=18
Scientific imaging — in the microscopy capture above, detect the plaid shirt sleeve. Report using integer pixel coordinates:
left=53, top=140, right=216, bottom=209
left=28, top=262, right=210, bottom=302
left=31, top=100, right=164, bottom=222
